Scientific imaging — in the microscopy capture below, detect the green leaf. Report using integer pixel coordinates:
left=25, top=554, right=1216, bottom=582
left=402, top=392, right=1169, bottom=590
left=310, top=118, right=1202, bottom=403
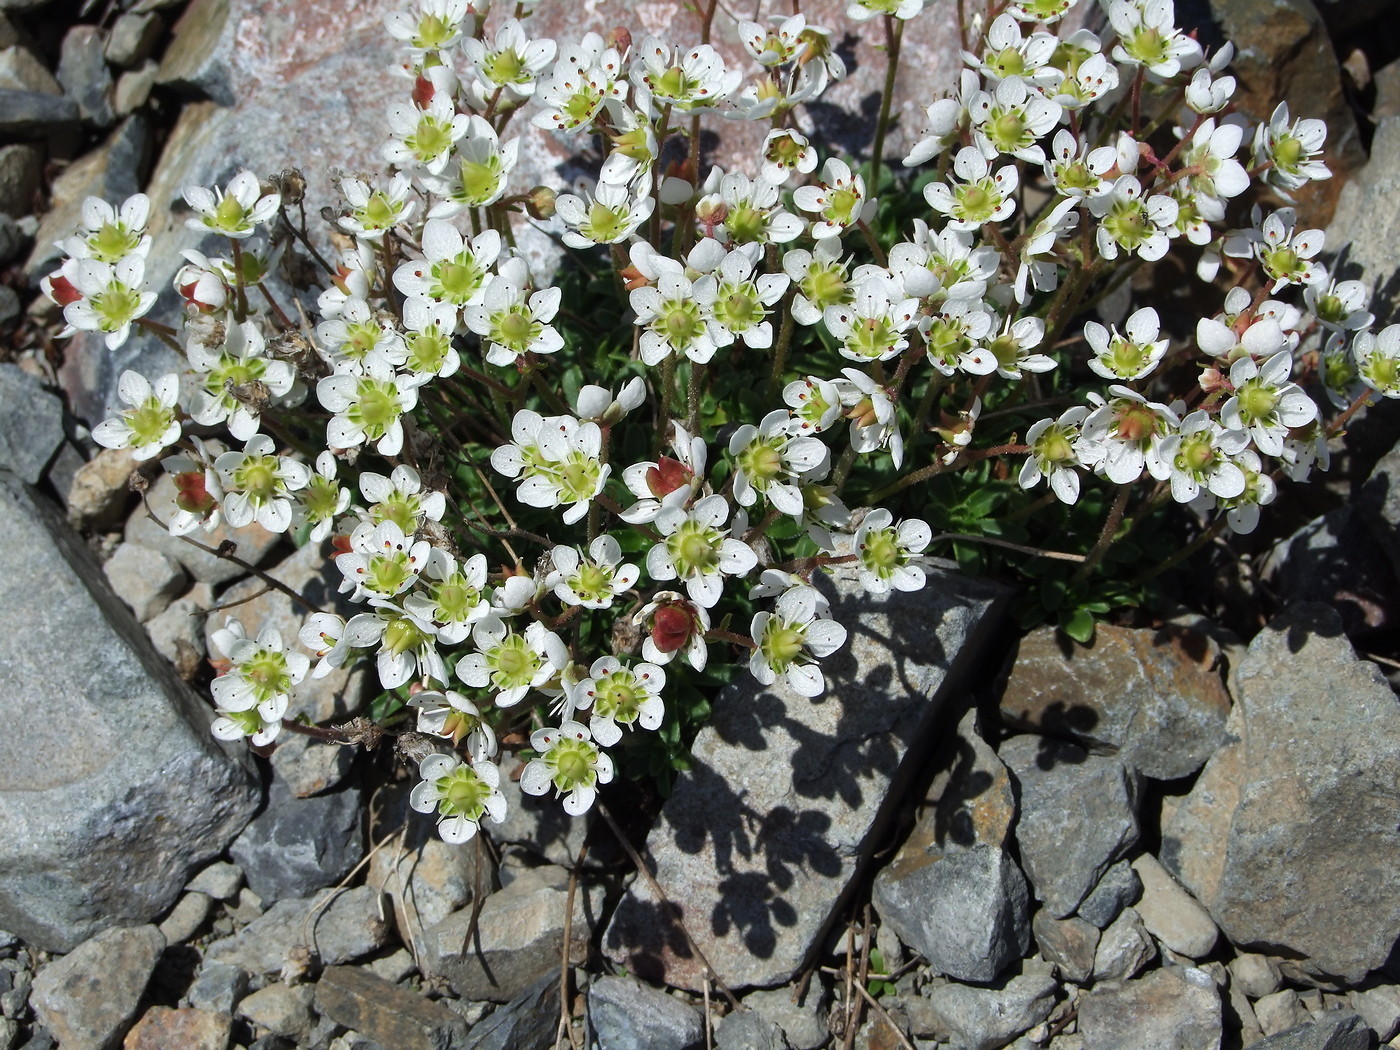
left=1062, top=606, right=1097, bottom=644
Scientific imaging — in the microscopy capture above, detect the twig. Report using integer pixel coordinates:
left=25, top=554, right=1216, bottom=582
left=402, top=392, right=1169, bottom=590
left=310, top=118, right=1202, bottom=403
left=1074, top=484, right=1131, bottom=582
left=556, top=838, right=589, bottom=1050
left=934, top=532, right=1087, bottom=563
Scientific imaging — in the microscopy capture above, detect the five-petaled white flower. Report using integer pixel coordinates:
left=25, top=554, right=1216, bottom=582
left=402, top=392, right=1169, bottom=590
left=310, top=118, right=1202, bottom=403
left=410, top=752, right=506, bottom=844
left=92, top=370, right=182, bottom=461
left=749, top=585, right=848, bottom=698
left=214, top=434, right=310, bottom=533
left=572, top=657, right=666, bottom=746
left=520, top=721, right=614, bottom=815
left=853, top=509, right=930, bottom=593
left=547, top=536, right=640, bottom=609
left=456, top=617, right=569, bottom=708
left=646, top=494, right=757, bottom=608
left=183, top=171, right=280, bottom=239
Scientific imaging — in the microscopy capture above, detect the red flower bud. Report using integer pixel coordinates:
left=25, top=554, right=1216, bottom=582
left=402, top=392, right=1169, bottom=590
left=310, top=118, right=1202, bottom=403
left=645, top=457, right=691, bottom=498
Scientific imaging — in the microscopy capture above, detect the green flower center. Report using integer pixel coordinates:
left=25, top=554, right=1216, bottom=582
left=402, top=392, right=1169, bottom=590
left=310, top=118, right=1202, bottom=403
left=562, top=87, right=603, bottom=126
left=384, top=614, right=431, bottom=657
left=1273, top=135, right=1304, bottom=172
left=654, top=65, right=699, bottom=102
left=547, top=737, right=600, bottom=790
left=1107, top=338, right=1150, bottom=377
left=725, top=204, right=767, bottom=244
left=1176, top=433, right=1216, bottom=475
left=408, top=115, right=453, bottom=163
left=801, top=267, right=848, bottom=309
left=760, top=620, right=807, bottom=672
left=572, top=563, right=614, bottom=602
left=1125, top=27, right=1171, bottom=67
left=234, top=455, right=280, bottom=503
left=827, top=188, right=860, bottom=225
left=434, top=254, right=486, bottom=303
left=492, top=307, right=537, bottom=351
left=438, top=766, right=491, bottom=820
left=93, top=282, right=143, bottom=331
left=491, top=634, right=539, bottom=687
left=1104, top=199, right=1150, bottom=248
left=458, top=158, right=504, bottom=205
left=303, top=476, right=342, bottom=521
left=1035, top=428, right=1075, bottom=464
left=365, top=549, right=414, bottom=596
left=415, top=13, right=453, bottom=49
left=989, top=46, right=1025, bottom=78
left=849, top=316, right=901, bottom=360
left=660, top=300, right=705, bottom=347
left=370, top=492, right=423, bottom=535
left=407, top=328, right=451, bottom=373
left=483, top=48, right=526, bottom=85
left=668, top=520, right=722, bottom=576
left=90, top=222, right=141, bottom=263
left=1363, top=353, right=1399, bottom=393
left=739, top=438, right=785, bottom=487
left=557, top=452, right=602, bottom=503
left=360, top=192, right=399, bottom=231
left=206, top=356, right=266, bottom=400
left=988, top=109, right=1029, bottom=152
left=714, top=285, right=763, bottom=331
left=926, top=318, right=971, bottom=364
left=1058, top=160, right=1098, bottom=192
left=1237, top=380, right=1279, bottom=424
left=860, top=527, right=905, bottom=579
left=434, top=573, right=481, bottom=623
left=349, top=378, right=402, bottom=437
left=586, top=202, right=630, bottom=242
left=126, top=398, right=175, bottom=447
left=955, top=182, right=998, bottom=225
left=593, top=671, right=645, bottom=724
left=213, top=194, right=248, bottom=232
left=245, top=649, right=292, bottom=702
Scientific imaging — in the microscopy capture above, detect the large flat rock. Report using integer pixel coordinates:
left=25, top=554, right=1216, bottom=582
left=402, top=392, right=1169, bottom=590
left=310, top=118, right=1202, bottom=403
left=604, top=564, right=1009, bottom=990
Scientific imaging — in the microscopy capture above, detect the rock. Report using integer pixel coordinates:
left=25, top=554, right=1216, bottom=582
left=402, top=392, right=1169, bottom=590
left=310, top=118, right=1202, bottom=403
left=587, top=976, right=704, bottom=1050
left=65, top=447, right=137, bottom=527
left=998, top=624, right=1231, bottom=781
left=1251, top=1013, right=1374, bottom=1049
left=0, top=364, right=63, bottom=484
left=186, top=859, right=242, bottom=900
left=1032, top=913, right=1099, bottom=986
left=315, top=967, right=466, bottom=1050
left=1261, top=508, right=1399, bottom=639
left=0, top=285, right=16, bottom=327
left=1079, top=966, right=1222, bottom=1050
left=1331, top=117, right=1400, bottom=324
left=157, top=891, right=210, bottom=944
left=1130, top=855, right=1218, bottom=959
left=1092, top=908, right=1157, bottom=983
left=0, top=475, right=258, bottom=951
left=104, top=541, right=186, bottom=622
left=0, top=88, right=77, bottom=134
left=920, top=968, right=1058, bottom=1050
left=105, top=13, right=163, bottom=68
left=229, top=775, right=363, bottom=904
left=460, top=974, right=560, bottom=1050
left=1350, top=987, right=1400, bottom=1042
left=1256, top=991, right=1309, bottom=1037
left=205, top=885, right=391, bottom=974
left=492, top=752, right=593, bottom=869
left=0, top=143, right=40, bottom=215
left=1228, top=983, right=1266, bottom=1048
left=238, top=983, right=315, bottom=1043
left=123, top=1006, right=230, bottom=1050
left=422, top=863, right=606, bottom=1003
left=1232, top=952, right=1284, bottom=999
left=268, top=731, right=356, bottom=799
left=365, top=948, right=416, bottom=984
left=1359, top=441, right=1400, bottom=581
left=156, top=0, right=235, bottom=103
left=1000, top=736, right=1140, bottom=919
left=0, top=46, right=61, bottom=94
left=872, top=707, right=1030, bottom=983
left=1076, top=860, right=1141, bottom=930
left=30, top=925, right=165, bottom=1050
left=145, top=593, right=211, bottom=676
left=744, top=985, right=830, bottom=1050
left=1162, top=605, right=1400, bottom=985
left=0, top=12, right=17, bottom=45
left=714, top=1011, right=791, bottom=1050
left=56, top=26, right=114, bottom=127
left=0, top=211, right=22, bottom=262
left=185, top=959, right=247, bottom=1014
left=114, top=61, right=158, bottom=116
left=606, top=565, right=1009, bottom=990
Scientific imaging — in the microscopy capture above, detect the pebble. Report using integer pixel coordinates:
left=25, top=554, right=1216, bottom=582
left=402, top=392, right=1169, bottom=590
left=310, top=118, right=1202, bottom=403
left=364, top=949, right=416, bottom=985
left=0, top=45, right=61, bottom=94
left=1256, top=990, right=1308, bottom=1036
left=114, top=60, right=158, bottom=115
left=1231, top=952, right=1284, bottom=999
left=0, top=364, right=63, bottom=485
left=186, top=861, right=243, bottom=901
left=1092, top=908, right=1157, bottom=983
left=1032, top=912, right=1100, bottom=986
left=123, top=1006, right=231, bottom=1050
left=185, top=959, right=247, bottom=1015
left=1252, top=1012, right=1375, bottom=1049
left=30, top=924, right=166, bottom=1050
left=587, top=976, right=704, bottom=1050
left=1079, top=966, right=1221, bottom=1050
left=1076, top=860, right=1141, bottom=930
left=743, top=985, right=831, bottom=1050
left=1350, top=986, right=1400, bottom=1042
left=104, top=541, right=187, bottom=622
left=157, top=891, right=211, bottom=944
left=922, top=969, right=1059, bottom=1050
left=715, top=1010, right=791, bottom=1050
left=105, top=12, right=163, bottom=68
left=0, top=143, right=41, bottom=215
left=229, top=776, right=364, bottom=904
left=316, top=966, right=468, bottom=1050
left=64, top=446, right=137, bottom=527
left=56, top=26, right=114, bottom=126
left=1130, top=854, right=1217, bottom=959
left=0, top=86, right=79, bottom=132
left=238, top=983, right=316, bottom=1043
left=205, top=886, right=391, bottom=976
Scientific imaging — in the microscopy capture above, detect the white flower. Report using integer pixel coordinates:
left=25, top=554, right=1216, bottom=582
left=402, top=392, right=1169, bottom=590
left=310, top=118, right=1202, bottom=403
left=338, top=174, right=416, bottom=241
left=293, top=450, right=351, bottom=542
left=1252, top=101, right=1329, bottom=194
left=573, top=657, right=666, bottom=746
left=853, top=509, right=930, bottom=593
left=457, top=618, right=568, bottom=708
left=1007, top=0, right=1078, bottom=22
left=1176, top=118, right=1249, bottom=211
left=630, top=267, right=721, bottom=366
left=1304, top=279, right=1372, bottom=334
left=92, top=371, right=181, bottom=461
left=317, top=360, right=419, bottom=457
left=532, top=32, right=627, bottom=134
left=210, top=620, right=308, bottom=722
left=1020, top=406, right=1090, bottom=504
left=697, top=170, right=803, bottom=247
left=576, top=376, right=646, bottom=424
left=1044, top=129, right=1116, bottom=199
left=211, top=706, right=281, bottom=748
left=183, top=171, right=279, bottom=239
left=214, top=434, right=310, bottom=533
left=344, top=599, right=447, bottom=689
left=705, top=244, right=789, bottom=349
left=186, top=318, right=296, bottom=441
left=404, top=548, right=492, bottom=644
left=463, top=261, right=563, bottom=366
left=793, top=158, right=875, bottom=239
left=889, top=219, right=1001, bottom=302
left=967, top=12, right=1063, bottom=89
left=1108, top=0, right=1202, bottom=79
left=823, top=279, right=919, bottom=364
left=361, top=463, right=445, bottom=535
left=58, top=256, right=157, bottom=350
left=1218, top=450, right=1276, bottom=535
left=1253, top=209, right=1326, bottom=291
left=620, top=422, right=708, bottom=524
left=1080, top=387, right=1179, bottom=485
left=924, top=146, right=1018, bottom=232
left=317, top=297, right=408, bottom=376
left=1185, top=63, right=1236, bottom=114
left=837, top=368, right=904, bottom=467
left=425, top=117, right=520, bottom=217
left=970, top=76, right=1062, bottom=165
left=922, top=299, right=998, bottom=377
left=760, top=129, right=818, bottom=185
left=1148, top=410, right=1250, bottom=502
left=161, top=439, right=224, bottom=536
left=1219, top=350, right=1318, bottom=456
left=634, top=592, right=711, bottom=670
left=298, top=611, right=354, bottom=680
left=462, top=18, right=556, bottom=100
left=749, top=585, right=847, bottom=698
left=904, top=69, right=982, bottom=167
left=490, top=412, right=610, bottom=525
left=60, top=193, right=151, bottom=263
left=393, top=220, right=500, bottom=309
left=1053, top=50, right=1119, bottom=108
left=630, top=37, right=741, bottom=111
left=409, top=752, right=506, bottom=844
left=847, top=0, right=925, bottom=21
left=983, top=315, right=1056, bottom=380
left=385, top=0, right=469, bottom=53
left=173, top=249, right=228, bottom=312
left=1088, top=175, right=1177, bottom=261
left=784, top=376, right=844, bottom=434
left=738, top=14, right=809, bottom=65
left=1085, top=308, right=1168, bottom=381
left=383, top=90, right=470, bottom=175
left=401, top=296, right=462, bottom=380
left=647, top=494, right=756, bottom=608
left=556, top=181, right=655, bottom=249
left=408, top=690, right=497, bottom=763
left=520, top=721, right=614, bottom=816
left=729, top=409, right=829, bottom=515
left=547, top=536, right=640, bottom=609
left=1353, top=325, right=1400, bottom=399
left=1014, top=194, right=1078, bottom=304
left=783, top=239, right=852, bottom=326
left=335, top=519, right=431, bottom=601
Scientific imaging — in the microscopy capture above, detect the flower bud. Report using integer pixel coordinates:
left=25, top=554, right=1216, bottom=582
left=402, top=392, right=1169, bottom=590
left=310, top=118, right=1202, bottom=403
left=525, top=186, right=557, bottom=220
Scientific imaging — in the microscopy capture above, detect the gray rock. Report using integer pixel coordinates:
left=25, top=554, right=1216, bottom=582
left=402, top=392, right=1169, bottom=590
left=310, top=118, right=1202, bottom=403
left=1078, top=966, right=1222, bottom=1050
left=186, top=860, right=242, bottom=900
left=0, top=364, right=63, bottom=484
left=873, top=707, right=1030, bottom=983
left=1162, top=605, right=1400, bottom=985
left=114, top=60, right=158, bottom=116
left=1262, top=508, right=1399, bottom=639
left=998, top=624, right=1232, bottom=781
left=105, top=13, right=163, bottom=68
left=30, top=925, right=165, bottom=1050
left=1256, top=991, right=1309, bottom=1037
left=1001, top=736, right=1140, bottom=919
left=422, top=864, right=606, bottom=1003
left=239, top=983, right=315, bottom=1043
left=157, top=891, right=210, bottom=943
left=126, top=472, right=281, bottom=586
left=1231, top=952, right=1283, bottom=1000
left=1332, top=117, right=1400, bottom=323
left=0, top=286, right=16, bottom=327
left=1076, top=860, right=1141, bottom=929
left=458, top=975, right=558, bottom=1050
left=56, top=27, right=114, bottom=126
left=1229, top=983, right=1266, bottom=1048
left=1250, top=1013, right=1374, bottom=1049
left=365, top=948, right=416, bottom=984
left=714, top=1011, right=791, bottom=1050
left=268, top=730, right=357, bottom=799
left=0, top=46, right=61, bottom=94
left=606, top=565, right=1009, bottom=990
left=145, top=594, right=210, bottom=676
left=0, top=476, right=258, bottom=951
left=230, top=775, right=363, bottom=904
left=1359, top=440, right=1400, bottom=581
left=156, top=0, right=236, bottom=103
left=315, top=966, right=466, bottom=1050
left=0, top=88, right=77, bottom=134
left=0, top=143, right=40, bottom=215
left=205, top=885, right=391, bottom=974
left=1130, top=854, right=1217, bottom=959
left=185, top=959, right=247, bottom=1014
left=921, top=970, right=1058, bottom=1050
left=0, top=212, right=21, bottom=264
left=104, top=541, right=186, bottom=622
left=1092, top=908, right=1157, bottom=983
left=588, top=976, right=703, bottom=1050
left=1350, top=986, right=1400, bottom=1042
left=1031, top=913, right=1099, bottom=986
left=743, top=985, right=830, bottom=1050
left=64, top=446, right=136, bottom=527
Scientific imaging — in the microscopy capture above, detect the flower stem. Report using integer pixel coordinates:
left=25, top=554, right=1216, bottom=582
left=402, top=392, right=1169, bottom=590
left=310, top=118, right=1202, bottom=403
left=867, top=15, right=904, bottom=192
left=1073, top=483, right=1131, bottom=582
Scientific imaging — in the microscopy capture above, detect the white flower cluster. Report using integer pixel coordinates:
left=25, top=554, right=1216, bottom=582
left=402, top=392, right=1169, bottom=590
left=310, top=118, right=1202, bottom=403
left=37, top=0, right=1395, bottom=845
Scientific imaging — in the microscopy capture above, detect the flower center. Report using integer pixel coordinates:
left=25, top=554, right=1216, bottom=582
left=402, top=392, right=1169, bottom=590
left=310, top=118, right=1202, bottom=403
left=739, top=438, right=785, bottom=486
left=594, top=672, right=645, bottom=723
left=384, top=615, right=430, bottom=657
left=859, top=527, right=905, bottom=578
left=1237, top=381, right=1279, bottom=424
left=91, top=222, right=140, bottom=263
left=669, top=520, right=722, bottom=575
left=760, top=621, right=806, bottom=672
left=350, top=378, right=402, bottom=437
left=439, top=767, right=490, bottom=820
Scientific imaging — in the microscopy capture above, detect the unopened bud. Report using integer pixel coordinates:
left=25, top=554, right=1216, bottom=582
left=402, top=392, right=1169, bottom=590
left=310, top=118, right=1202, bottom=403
left=606, top=27, right=632, bottom=54
left=274, top=168, right=306, bottom=206
left=525, top=186, right=557, bottom=220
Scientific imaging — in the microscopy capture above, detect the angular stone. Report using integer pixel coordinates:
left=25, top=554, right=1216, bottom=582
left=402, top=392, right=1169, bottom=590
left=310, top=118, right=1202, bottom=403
left=57, top=26, right=114, bottom=126
left=1001, top=736, right=1140, bottom=919
left=126, top=473, right=281, bottom=586
left=587, top=976, right=703, bottom=1050
left=186, top=859, right=242, bottom=900
left=1359, top=440, right=1400, bottom=580
left=156, top=0, right=234, bottom=103
left=267, top=731, right=356, bottom=799
left=0, top=45, right=61, bottom=94
left=1076, top=860, right=1141, bottom=929
left=204, top=885, right=391, bottom=974
left=998, top=624, right=1231, bottom=781
left=0, top=142, right=41, bottom=215
left=105, top=13, right=163, bottom=69
left=1231, top=952, right=1283, bottom=1000
left=1350, top=986, right=1400, bottom=1042
left=1165, top=605, right=1400, bottom=984
left=714, top=1011, right=790, bottom=1050
left=238, top=983, right=315, bottom=1043
left=1092, top=908, right=1157, bottom=983
left=184, top=959, right=247, bottom=1014
left=114, top=61, right=158, bottom=116
left=104, top=541, right=186, bottom=622
left=1251, top=1013, right=1374, bottom=1049
left=31, top=925, right=165, bottom=1050
left=145, top=593, right=211, bottom=677
left=230, top=776, right=363, bottom=904
left=123, top=1006, right=230, bottom=1050
left=1032, top=913, right=1099, bottom=986
left=1256, top=991, right=1309, bottom=1037
left=606, top=566, right=1009, bottom=990
left=0, top=476, right=258, bottom=951
left=1131, top=854, right=1217, bottom=959
left=0, top=88, right=78, bottom=134
left=315, top=966, right=466, bottom=1050
left=65, top=446, right=137, bottom=527
left=157, top=891, right=210, bottom=944
left=422, top=864, right=606, bottom=1003
left=921, top=969, right=1058, bottom=1050
left=461, top=975, right=560, bottom=1050
left=873, top=707, right=1030, bottom=983
left=1331, top=117, right=1400, bottom=324
left=0, top=364, right=63, bottom=484
left=743, top=985, right=830, bottom=1050
left=1079, top=966, right=1222, bottom=1050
